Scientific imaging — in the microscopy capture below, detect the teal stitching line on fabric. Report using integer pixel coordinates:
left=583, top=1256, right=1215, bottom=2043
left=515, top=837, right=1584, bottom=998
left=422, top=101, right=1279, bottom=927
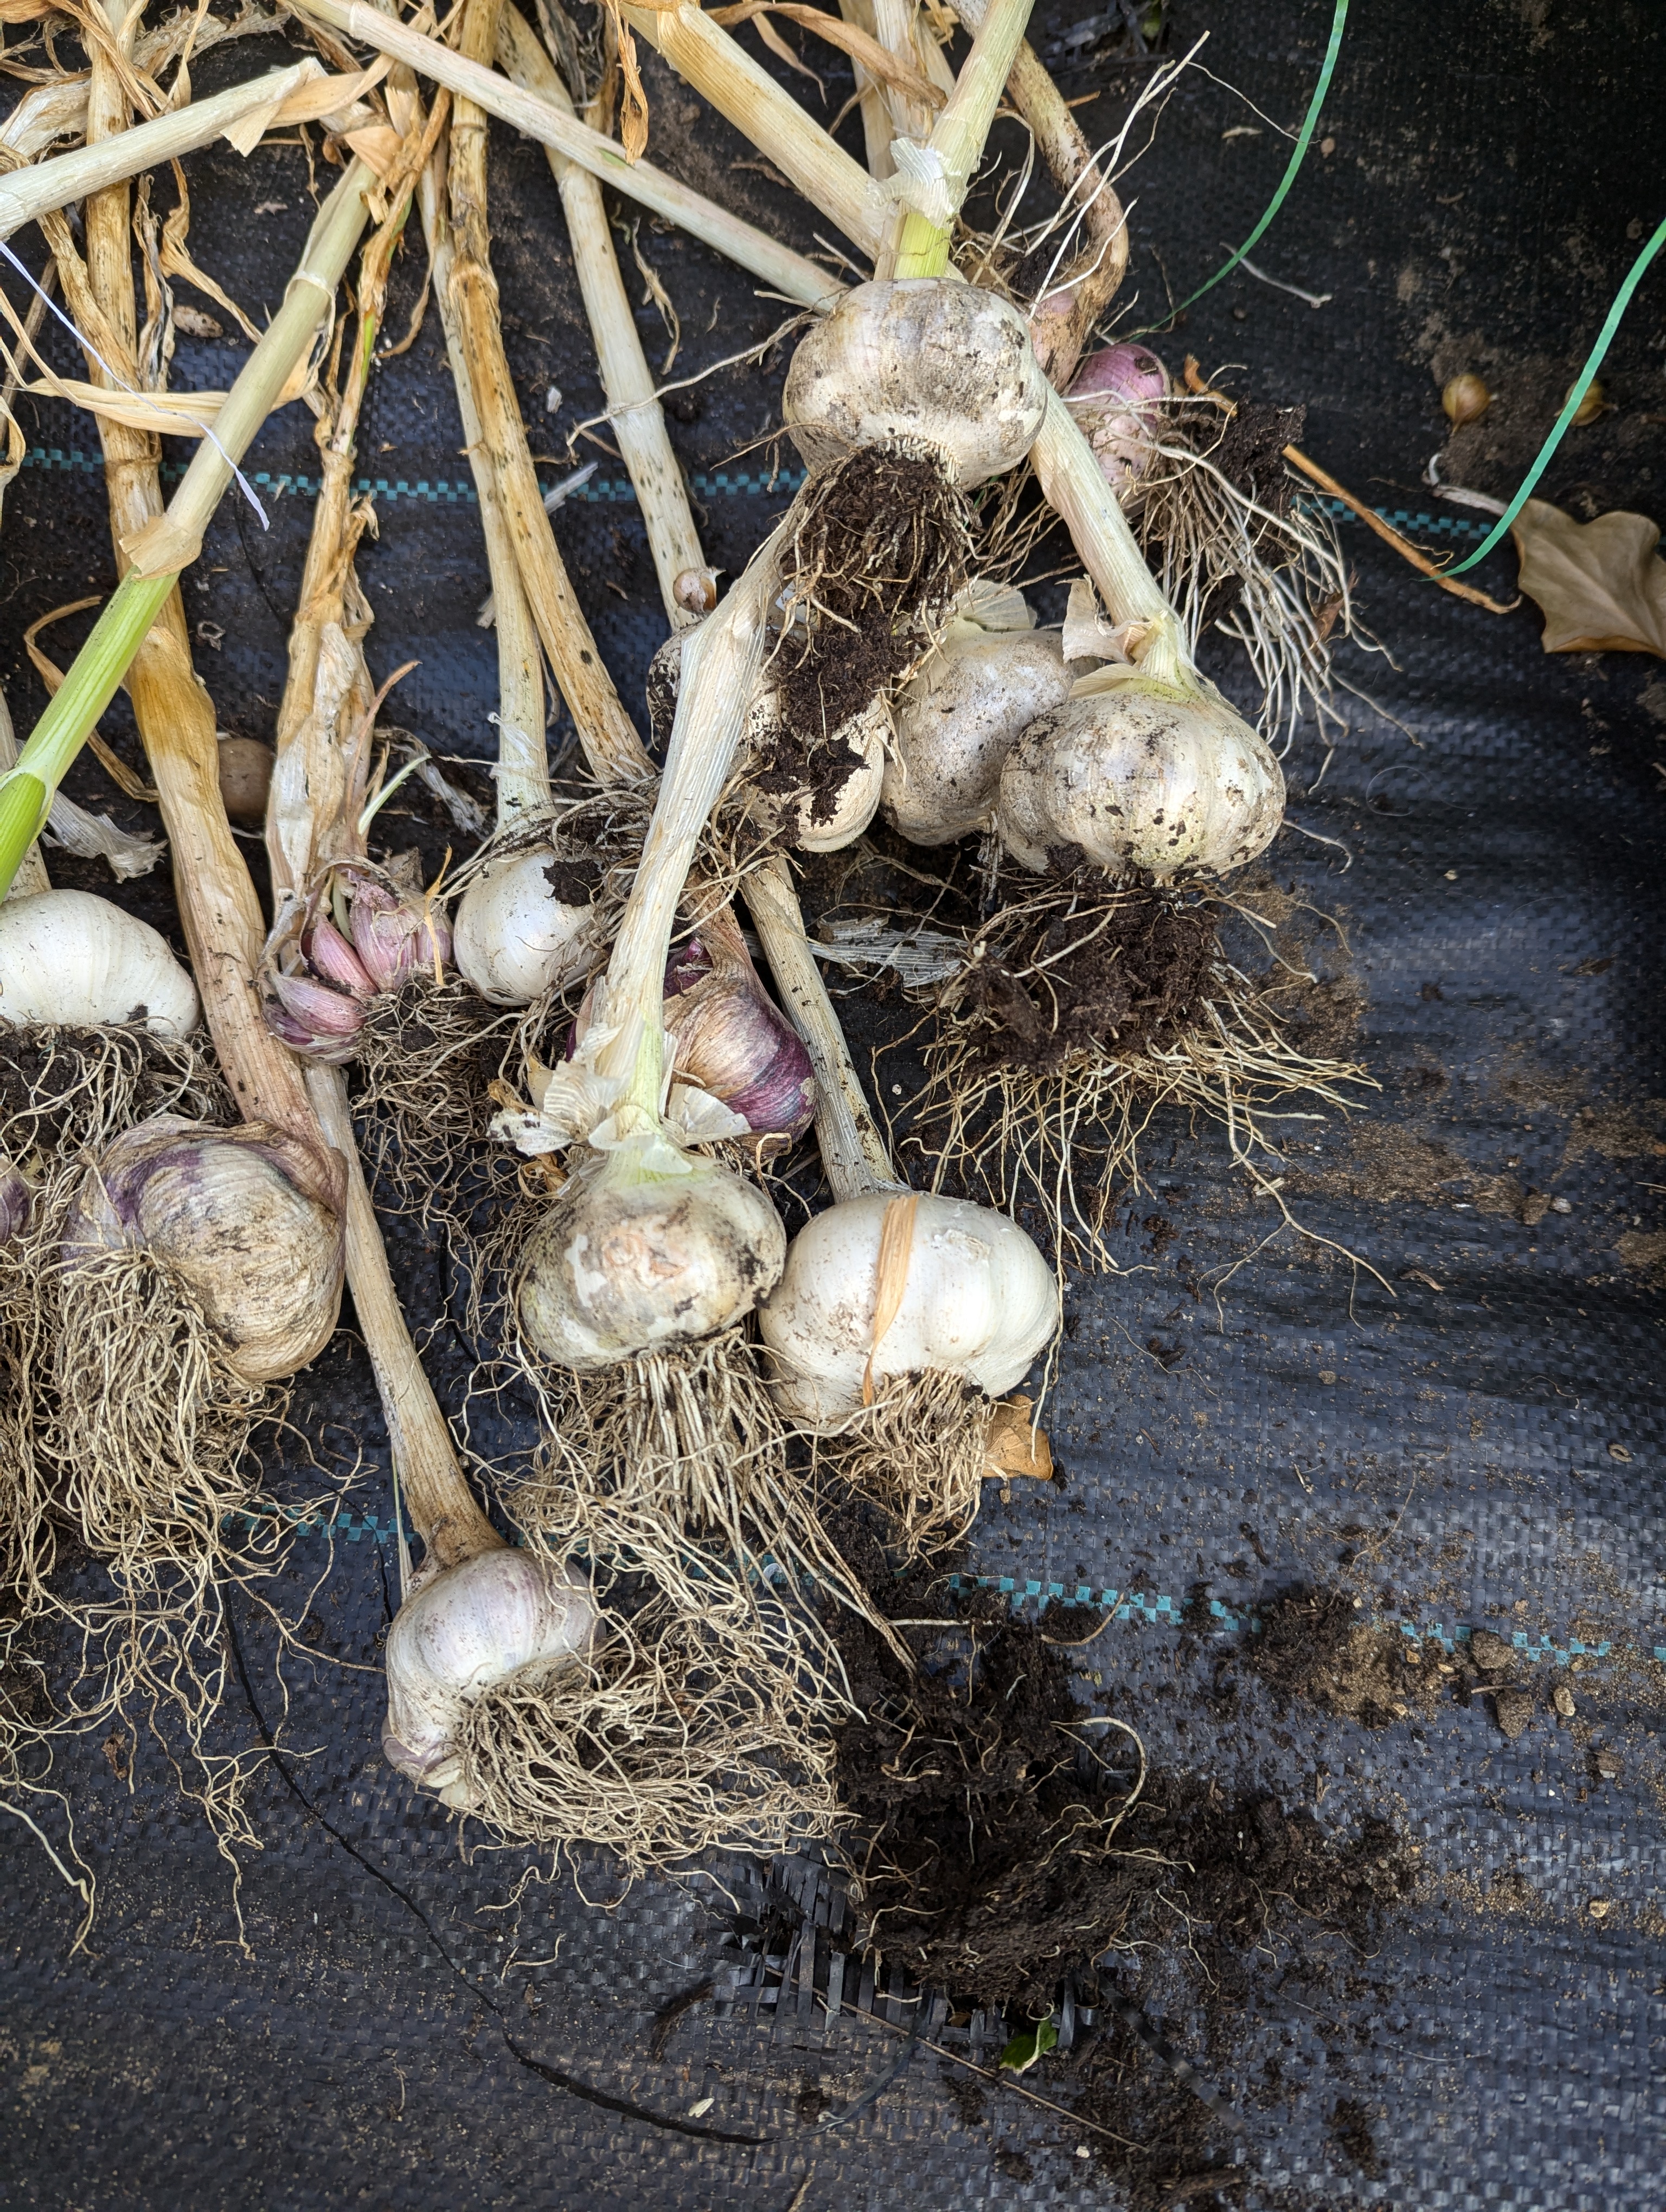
left=1133, top=0, right=1348, bottom=335
left=255, top=1508, right=1646, bottom=1662
left=20, top=449, right=1490, bottom=539
left=1445, top=208, right=1666, bottom=576
left=17, top=447, right=806, bottom=503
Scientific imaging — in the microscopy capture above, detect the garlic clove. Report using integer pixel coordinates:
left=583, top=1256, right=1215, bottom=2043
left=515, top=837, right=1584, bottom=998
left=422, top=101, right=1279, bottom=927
left=0, top=888, right=199, bottom=1038
left=382, top=1549, right=599, bottom=1808
left=306, top=914, right=376, bottom=994
left=453, top=844, right=598, bottom=1007
left=265, top=967, right=368, bottom=1062
left=783, top=280, right=1050, bottom=488
left=995, top=658, right=1285, bottom=884
left=758, top=1192, right=1059, bottom=1426
left=885, top=619, right=1079, bottom=847
left=516, top=1143, right=786, bottom=1369
left=348, top=873, right=452, bottom=991
left=65, top=1113, right=344, bottom=1382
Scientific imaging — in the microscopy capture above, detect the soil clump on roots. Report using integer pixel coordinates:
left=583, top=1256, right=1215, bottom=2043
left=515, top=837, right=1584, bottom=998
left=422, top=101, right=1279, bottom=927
left=952, top=885, right=1219, bottom=1076
left=755, top=446, right=973, bottom=826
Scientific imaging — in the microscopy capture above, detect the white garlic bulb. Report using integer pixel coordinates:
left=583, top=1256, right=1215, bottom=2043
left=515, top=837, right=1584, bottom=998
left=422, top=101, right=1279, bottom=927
left=0, top=888, right=198, bottom=1037
left=517, top=1145, right=787, bottom=1371
left=65, top=1113, right=344, bottom=1382
left=452, top=845, right=597, bottom=1007
left=885, top=585, right=1078, bottom=846
left=750, top=690, right=888, bottom=853
left=995, top=649, right=1285, bottom=884
left=783, top=280, right=1049, bottom=487
left=758, top=1191, right=1059, bottom=1427
left=382, top=1548, right=599, bottom=1809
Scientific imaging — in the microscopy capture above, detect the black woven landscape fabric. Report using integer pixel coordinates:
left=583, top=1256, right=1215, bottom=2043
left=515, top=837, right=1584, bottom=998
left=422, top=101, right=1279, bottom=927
left=2, top=2, right=1664, bottom=2205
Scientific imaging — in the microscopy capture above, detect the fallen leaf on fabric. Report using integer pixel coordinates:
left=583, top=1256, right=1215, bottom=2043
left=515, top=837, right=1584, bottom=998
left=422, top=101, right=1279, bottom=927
left=1510, top=497, right=1666, bottom=656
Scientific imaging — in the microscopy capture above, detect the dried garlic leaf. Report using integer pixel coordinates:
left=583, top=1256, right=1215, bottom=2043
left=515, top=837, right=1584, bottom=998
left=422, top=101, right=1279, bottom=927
left=1510, top=497, right=1666, bottom=657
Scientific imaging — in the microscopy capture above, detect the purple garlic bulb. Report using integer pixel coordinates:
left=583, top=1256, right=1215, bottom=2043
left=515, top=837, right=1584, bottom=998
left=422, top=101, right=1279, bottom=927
left=1067, top=342, right=1170, bottom=497
left=662, top=915, right=815, bottom=1152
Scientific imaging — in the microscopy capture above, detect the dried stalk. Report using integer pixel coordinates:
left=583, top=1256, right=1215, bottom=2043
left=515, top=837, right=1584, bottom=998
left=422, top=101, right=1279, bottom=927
left=292, top=0, right=840, bottom=306
left=498, top=3, right=704, bottom=627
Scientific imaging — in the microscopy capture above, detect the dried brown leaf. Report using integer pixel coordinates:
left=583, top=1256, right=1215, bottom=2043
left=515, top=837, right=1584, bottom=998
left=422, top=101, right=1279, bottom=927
left=1510, top=497, right=1666, bottom=657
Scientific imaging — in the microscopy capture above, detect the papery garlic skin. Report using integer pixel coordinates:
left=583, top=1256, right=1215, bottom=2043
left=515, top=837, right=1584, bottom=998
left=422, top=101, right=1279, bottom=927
left=348, top=873, right=452, bottom=992
left=0, top=1157, right=31, bottom=1243
left=517, top=1142, right=787, bottom=1370
left=0, top=889, right=199, bottom=1038
left=758, top=1192, right=1059, bottom=1427
left=886, top=609, right=1077, bottom=847
left=996, top=657, right=1285, bottom=884
left=382, top=1549, right=599, bottom=1809
left=453, top=845, right=595, bottom=1007
left=783, top=280, right=1049, bottom=487
left=65, top=1113, right=343, bottom=1382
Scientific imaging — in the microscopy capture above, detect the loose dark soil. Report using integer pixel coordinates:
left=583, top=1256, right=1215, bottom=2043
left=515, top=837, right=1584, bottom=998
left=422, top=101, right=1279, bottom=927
left=814, top=1525, right=1416, bottom=2206
left=957, top=888, right=1219, bottom=1074
left=0, top=1027, right=230, bottom=1154
left=823, top=1523, right=1416, bottom=2018
left=1209, top=401, right=1308, bottom=515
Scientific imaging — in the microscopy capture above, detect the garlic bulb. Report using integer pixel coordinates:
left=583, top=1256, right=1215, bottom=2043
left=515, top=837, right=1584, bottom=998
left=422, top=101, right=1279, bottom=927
left=662, top=922, right=815, bottom=1147
left=885, top=584, right=1078, bottom=846
left=65, top=1113, right=343, bottom=1382
left=517, top=1142, right=786, bottom=1370
left=0, top=888, right=198, bottom=1038
left=751, top=689, right=888, bottom=853
left=382, top=1549, right=599, bottom=1809
left=262, top=864, right=453, bottom=1057
left=453, top=844, right=597, bottom=1007
left=0, top=1156, right=31, bottom=1243
left=758, top=1191, right=1059, bottom=1426
left=1067, top=342, right=1170, bottom=499
left=650, top=626, right=885, bottom=854
left=995, top=629, right=1285, bottom=883
left=783, top=280, right=1050, bottom=488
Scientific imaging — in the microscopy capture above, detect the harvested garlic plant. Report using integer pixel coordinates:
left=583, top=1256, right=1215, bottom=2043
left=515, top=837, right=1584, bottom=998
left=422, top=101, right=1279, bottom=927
left=263, top=862, right=452, bottom=1060
left=883, top=582, right=1079, bottom=846
left=0, top=888, right=200, bottom=1037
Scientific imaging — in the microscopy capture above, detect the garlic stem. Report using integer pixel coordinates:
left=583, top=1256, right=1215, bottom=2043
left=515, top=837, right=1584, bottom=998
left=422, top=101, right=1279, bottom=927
left=0, top=680, right=48, bottom=897
left=888, top=0, right=1034, bottom=278
left=621, top=0, right=886, bottom=257
left=498, top=5, right=706, bottom=628
left=743, top=859, right=900, bottom=1204
left=1029, top=383, right=1176, bottom=633
left=596, top=554, right=779, bottom=1116
left=413, top=156, right=546, bottom=832
left=0, top=57, right=326, bottom=243
left=291, top=0, right=841, bottom=308
left=427, top=3, right=648, bottom=795
left=306, top=1065, right=502, bottom=1568
left=0, top=162, right=377, bottom=924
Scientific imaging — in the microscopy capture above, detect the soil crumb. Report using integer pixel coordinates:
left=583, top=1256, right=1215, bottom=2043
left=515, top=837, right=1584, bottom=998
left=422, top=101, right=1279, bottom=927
left=1286, top=1121, right=1471, bottom=1206
left=1330, top=2094, right=1383, bottom=2176
left=1241, top=1583, right=1416, bottom=1728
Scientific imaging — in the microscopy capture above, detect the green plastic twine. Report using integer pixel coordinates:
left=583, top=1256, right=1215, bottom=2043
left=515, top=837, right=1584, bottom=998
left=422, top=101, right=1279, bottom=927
left=1444, top=210, right=1666, bottom=577
left=1136, top=0, right=1348, bottom=336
